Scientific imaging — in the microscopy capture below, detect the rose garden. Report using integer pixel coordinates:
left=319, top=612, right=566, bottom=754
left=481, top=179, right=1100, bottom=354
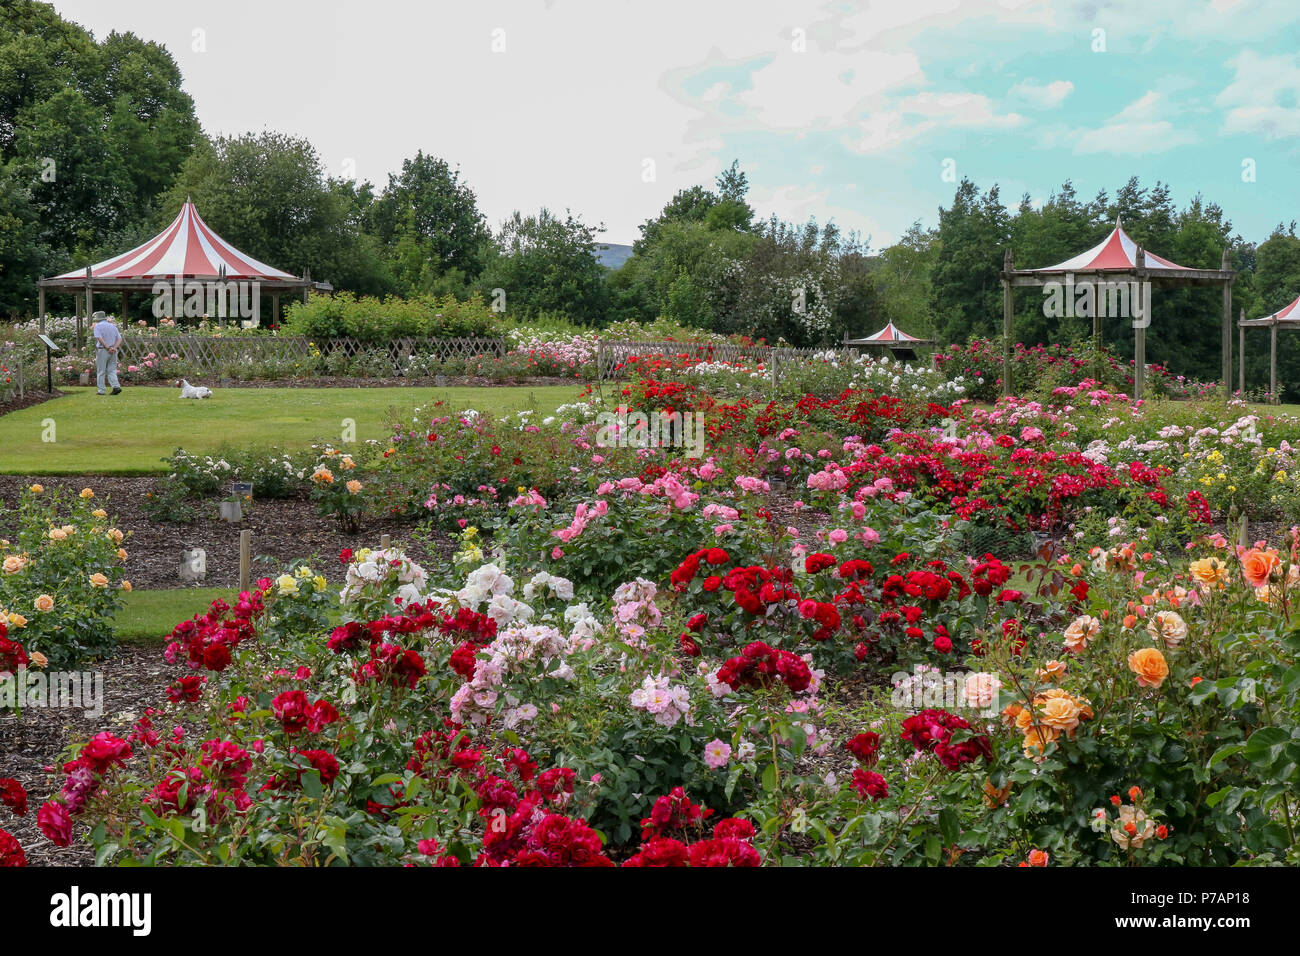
left=2, top=313, right=1299, bottom=868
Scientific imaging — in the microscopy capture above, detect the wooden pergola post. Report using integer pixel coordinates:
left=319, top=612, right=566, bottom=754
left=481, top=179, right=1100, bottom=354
left=1237, top=307, right=1245, bottom=395
left=1002, top=248, right=1014, bottom=398
left=1271, top=319, right=1278, bottom=403
left=1134, top=248, right=1146, bottom=401
left=37, top=285, right=45, bottom=332
left=1222, top=248, right=1234, bottom=400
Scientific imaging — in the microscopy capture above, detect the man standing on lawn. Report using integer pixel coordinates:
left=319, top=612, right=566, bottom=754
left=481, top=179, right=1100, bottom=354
left=91, top=311, right=122, bottom=396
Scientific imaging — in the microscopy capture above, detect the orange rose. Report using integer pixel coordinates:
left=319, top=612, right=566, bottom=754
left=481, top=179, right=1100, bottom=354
left=33, top=594, right=54, bottom=612
left=1037, top=694, right=1082, bottom=733
left=1128, top=647, right=1169, bottom=689
left=1240, top=548, right=1279, bottom=589
left=1026, top=849, right=1049, bottom=867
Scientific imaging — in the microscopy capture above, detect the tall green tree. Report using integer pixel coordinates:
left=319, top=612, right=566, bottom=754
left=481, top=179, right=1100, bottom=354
left=478, top=208, right=608, bottom=324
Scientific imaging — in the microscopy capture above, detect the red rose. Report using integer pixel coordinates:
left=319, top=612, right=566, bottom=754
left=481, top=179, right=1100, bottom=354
left=79, top=733, right=133, bottom=774
left=339, top=548, right=354, bottom=564
left=0, top=828, right=26, bottom=866
left=705, top=548, right=729, bottom=566
left=702, top=576, right=722, bottom=592
left=0, top=778, right=27, bottom=816
left=845, top=733, right=880, bottom=766
left=37, top=801, right=72, bottom=847
left=851, top=769, right=889, bottom=802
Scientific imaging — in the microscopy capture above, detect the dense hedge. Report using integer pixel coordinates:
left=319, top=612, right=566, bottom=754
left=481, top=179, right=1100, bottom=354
left=282, top=292, right=498, bottom=343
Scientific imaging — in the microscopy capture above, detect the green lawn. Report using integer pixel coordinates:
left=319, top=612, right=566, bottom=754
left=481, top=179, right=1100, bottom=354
left=0, top=384, right=584, bottom=474
left=114, top=586, right=342, bottom=644
left=113, top=587, right=239, bottom=643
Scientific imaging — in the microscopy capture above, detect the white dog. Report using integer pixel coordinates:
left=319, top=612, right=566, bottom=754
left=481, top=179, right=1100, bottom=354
left=177, top=379, right=213, bottom=399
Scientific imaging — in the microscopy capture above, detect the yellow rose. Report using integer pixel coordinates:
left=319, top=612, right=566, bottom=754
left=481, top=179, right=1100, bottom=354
left=276, top=574, right=299, bottom=595
left=313, top=575, right=328, bottom=590
left=79, top=488, right=94, bottom=499
left=1128, top=647, right=1169, bottom=689
left=7, top=613, right=27, bottom=628
left=89, top=573, right=108, bottom=588
left=92, top=509, right=107, bottom=519
left=117, top=548, right=128, bottom=561
left=47, top=528, right=67, bottom=541
left=122, top=580, right=132, bottom=592
left=1188, top=556, right=1228, bottom=589
left=295, top=566, right=312, bottom=578
left=33, top=594, right=55, bottom=612
left=29, top=483, right=44, bottom=494
left=2, top=555, right=25, bottom=574
left=1146, top=610, right=1187, bottom=649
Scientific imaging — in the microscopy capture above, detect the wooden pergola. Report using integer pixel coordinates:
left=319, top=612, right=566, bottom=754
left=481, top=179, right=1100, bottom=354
left=36, top=200, right=330, bottom=344
left=1238, top=293, right=1300, bottom=402
left=1000, top=220, right=1235, bottom=400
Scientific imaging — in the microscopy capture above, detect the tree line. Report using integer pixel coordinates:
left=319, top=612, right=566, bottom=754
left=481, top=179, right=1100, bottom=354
left=4, top=2, right=1300, bottom=390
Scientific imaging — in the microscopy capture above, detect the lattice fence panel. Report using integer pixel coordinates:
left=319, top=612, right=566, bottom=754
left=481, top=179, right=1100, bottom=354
left=596, top=339, right=834, bottom=385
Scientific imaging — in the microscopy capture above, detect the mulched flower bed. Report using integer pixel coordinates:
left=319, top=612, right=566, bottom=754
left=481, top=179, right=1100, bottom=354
left=0, top=644, right=183, bottom=866
left=0, top=476, right=447, bottom=590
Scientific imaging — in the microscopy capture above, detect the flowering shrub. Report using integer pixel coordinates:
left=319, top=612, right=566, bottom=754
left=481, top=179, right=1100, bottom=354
left=0, top=486, right=129, bottom=667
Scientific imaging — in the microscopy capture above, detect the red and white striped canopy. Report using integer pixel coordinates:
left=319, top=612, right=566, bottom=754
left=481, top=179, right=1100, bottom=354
left=1257, top=293, right=1300, bottom=323
left=858, top=321, right=925, bottom=343
left=51, top=201, right=297, bottom=281
left=1030, top=220, right=1194, bottom=273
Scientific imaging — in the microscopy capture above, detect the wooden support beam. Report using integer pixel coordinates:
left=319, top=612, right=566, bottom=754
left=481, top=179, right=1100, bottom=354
left=1271, top=320, right=1279, bottom=404
left=1002, top=249, right=1014, bottom=398
left=37, top=286, right=45, bottom=333
left=1238, top=321, right=1245, bottom=395
left=1222, top=248, right=1233, bottom=400
left=1134, top=248, right=1146, bottom=401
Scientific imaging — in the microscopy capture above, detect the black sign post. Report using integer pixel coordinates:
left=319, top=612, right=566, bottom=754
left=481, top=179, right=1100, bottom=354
left=38, top=334, right=59, bottom=393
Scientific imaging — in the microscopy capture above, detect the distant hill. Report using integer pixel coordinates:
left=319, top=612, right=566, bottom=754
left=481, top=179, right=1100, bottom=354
left=594, top=242, right=634, bottom=270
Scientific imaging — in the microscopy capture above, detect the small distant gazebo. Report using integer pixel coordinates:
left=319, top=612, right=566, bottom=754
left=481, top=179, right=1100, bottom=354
left=1001, top=218, right=1235, bottom=400
left=1238, top=293, right=1300, bottom=402
left=37, top=200, right=331, bottom=342
left=843, top=321, right=933, bottom=361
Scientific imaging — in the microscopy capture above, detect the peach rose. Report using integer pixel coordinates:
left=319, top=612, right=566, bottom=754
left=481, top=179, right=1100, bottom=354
left=122, top=580, right=133, bottom=592
left=1036, top=692, right=1082, bottom=733
left=79, top=488, right=94, bottom=499
left=346, top=479, right=363, bottom=494
left=33, top=594, right=55, bottom=612
left=1063, top=614, right=1102, bottom=653
left=47, top=528, right=67, bottom=541
left=2, top=555, right=25, bottom=574
left=29, top=484, right=43, bottom=494
left=107, top=528, right=124, bottom=544
left=1111, top=805, right=1155, bottom=849
left=28, top=650, right=47, bottom=668
left=92, top=508, right=107, bottom=519
left=1128, top=647, right=1169, bottom=689
left=1146, top=610, right=1187, bottom=649
left=89, top=573, right=108, bottom=588
left=1035, top=659, right=1067, bottom=681
left=1022, top=725, right=1059, bottom=760
left=963, top=672, right=1002, bottom=709
left=1240, top=548, right=1279, bottom=589
left=1026, top=849, right=1049, bottom=867
left=117, top=548, right=128, bottom=561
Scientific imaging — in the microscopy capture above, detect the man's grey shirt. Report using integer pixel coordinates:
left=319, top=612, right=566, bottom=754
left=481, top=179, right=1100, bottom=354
left=93, top=320, right=121, bottom=349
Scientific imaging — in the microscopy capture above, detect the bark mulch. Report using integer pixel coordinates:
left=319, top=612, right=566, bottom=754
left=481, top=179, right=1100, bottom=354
left=0, top=644, right=183, bottom=866
left=0, top=475, right=444, bottom=590
left=0, top=388, right=65, bottom=419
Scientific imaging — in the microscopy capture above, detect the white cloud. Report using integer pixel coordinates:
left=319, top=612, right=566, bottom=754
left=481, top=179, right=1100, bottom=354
left=1008, top=78, right=1074, bottom=109
left=1217, top=49, right=1300, bottom=139
left=850, top=92, right=1022, bottom=154
left=1071, top=91, right=1198, bottom=155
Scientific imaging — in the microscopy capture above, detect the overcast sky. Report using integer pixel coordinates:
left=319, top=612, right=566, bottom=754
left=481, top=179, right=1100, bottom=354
left=50, top=0, right=1300, bottom=250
